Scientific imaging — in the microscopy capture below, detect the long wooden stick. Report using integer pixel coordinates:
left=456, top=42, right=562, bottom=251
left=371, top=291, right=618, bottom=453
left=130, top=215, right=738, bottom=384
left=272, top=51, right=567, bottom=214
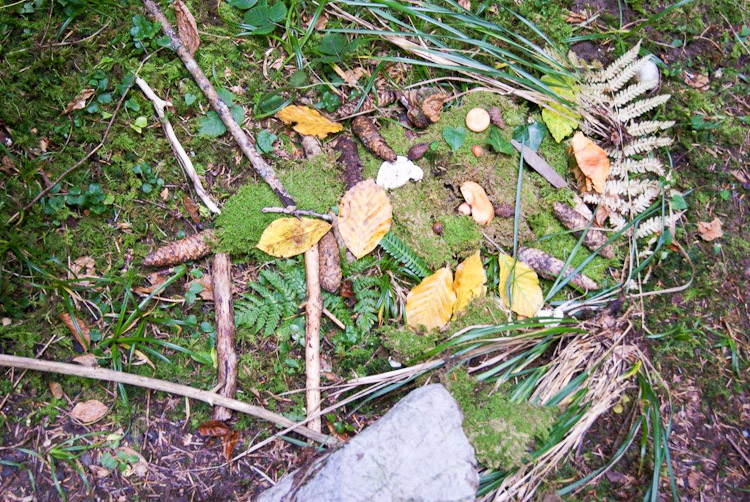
left=0, top=354, right=334, bottom=445
left=304, top=245, right=322, bottom=434
left=135, top=76, right=220, bottom=214
left=141, top=0, right=294, bottom=207
left=212, top=253, right=238, bottom=421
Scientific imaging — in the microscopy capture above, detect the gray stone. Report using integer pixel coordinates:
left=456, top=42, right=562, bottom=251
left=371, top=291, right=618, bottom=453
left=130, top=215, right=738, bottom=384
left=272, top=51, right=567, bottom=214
left=256, top=384, right=478, bottom=502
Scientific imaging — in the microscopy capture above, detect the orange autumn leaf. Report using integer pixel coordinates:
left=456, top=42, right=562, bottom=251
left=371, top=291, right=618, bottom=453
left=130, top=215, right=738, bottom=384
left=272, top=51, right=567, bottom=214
left=198, top=420, right=231, bottom=437
left=571, top=132, right=610, bottom=193
left=276, top=105, right=343, bottom=138
left=60, top=313, right=91, bottom=350
left=222, top=430, right=240, bottom=462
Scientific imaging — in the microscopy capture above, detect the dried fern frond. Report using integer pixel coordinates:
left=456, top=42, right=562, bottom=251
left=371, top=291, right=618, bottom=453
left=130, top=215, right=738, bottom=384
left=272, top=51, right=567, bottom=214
left=587, top=40, right=642, bottom=83
left=607, top=57, right=651, bottom=93
left=621, top=135, right=674, bottom=157
left=610, top=158, right=665, bottom=177
left=605, top=179, right=661, bottom=197
left=613, top=81, right=655, bottom=107
left=636, top=214, right=678, bottom=239
left=616, top=94, right=671, bottom=122
left=627, top=120, right=676, bottom=137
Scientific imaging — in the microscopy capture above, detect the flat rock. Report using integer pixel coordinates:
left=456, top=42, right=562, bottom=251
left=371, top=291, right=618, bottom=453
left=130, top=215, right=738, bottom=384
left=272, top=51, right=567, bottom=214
left=256, top=384, right=478, bottom=502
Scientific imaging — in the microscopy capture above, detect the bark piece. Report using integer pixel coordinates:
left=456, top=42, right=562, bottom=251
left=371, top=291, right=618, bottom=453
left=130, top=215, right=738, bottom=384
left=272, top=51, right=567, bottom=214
left=510, top=139, right=568, bottom=189
left=301, top=135, right=323, bottom=158
left=174, top=0, right=199, bottom=56
left=553, top=202, right=615, bottom=258
left=143, top=229, right=214, bottom=267
left=518, top=247, right=599, bottom=291
left=352, top=116, right=397, bottom=162
left=401, top=89, right=447, bottom=128
left=212, top=253, right=238, bottom=421
left=333, top=137, right=364, bottom=190
left=304, top=245, right=322, bottom=434
left=318, top=232, right=342, bottom=293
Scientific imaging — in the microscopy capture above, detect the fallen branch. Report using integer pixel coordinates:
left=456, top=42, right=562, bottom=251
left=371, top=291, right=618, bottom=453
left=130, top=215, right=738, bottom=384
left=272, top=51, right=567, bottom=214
left=518, top=247, right=599, bottom=291
left=141, top=0, right=294, bottom=207
left=136, top=77, right=220, bottom=214
left=261, top=207, right=332, bottom=221
left=304, top=245, right=323, bottom=434
left=0, top=354, right=335, bottom=445
left=212, top=253, right=237, bottom=421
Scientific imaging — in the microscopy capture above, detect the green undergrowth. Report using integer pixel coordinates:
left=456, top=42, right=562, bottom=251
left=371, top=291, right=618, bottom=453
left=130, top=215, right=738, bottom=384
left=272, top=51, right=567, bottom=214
left=446, top=367, right=556, bottom=470
left=380, top=297, right=503, bottom=364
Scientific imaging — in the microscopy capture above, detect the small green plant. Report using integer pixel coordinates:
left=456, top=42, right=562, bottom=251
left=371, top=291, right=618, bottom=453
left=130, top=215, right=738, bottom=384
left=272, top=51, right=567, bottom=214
left=132, top=162, right=164, bottom=194
left=99, top=450, right=140, bottom=474
left=129, top=14, right=170, bottom=53
left=43, top=183, right=114, bottom=216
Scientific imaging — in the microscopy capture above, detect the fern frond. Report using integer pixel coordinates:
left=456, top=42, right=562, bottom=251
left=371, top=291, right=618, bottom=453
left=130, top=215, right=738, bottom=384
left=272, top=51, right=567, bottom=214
left=607, top=57, right=650, bottom=93
left=635, top=216, right=665, bottom=239
left=622, top=135, right=673, bottom=157
left=607, top=212, right=628, bottom=231
left=613, top=81, right=652, bottom=107
left=379, top=232, right=430, bottom=278
left=623, top=187, right=661, bottom=215
left=610, top=158, right=665, bottom=176
left=605, top=179, right=661, bottom=196
left=626, top=120, right=676, bottom=137
left=596, top=40, right=642, bottom=83
left=616, top=94, right=671, bottom=122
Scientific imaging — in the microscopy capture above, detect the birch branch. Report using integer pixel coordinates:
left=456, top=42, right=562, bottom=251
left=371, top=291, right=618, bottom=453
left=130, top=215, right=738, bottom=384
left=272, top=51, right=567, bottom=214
left=211, top=253, right=238, bottom=421
left=135, top=76, right=220, bottom=214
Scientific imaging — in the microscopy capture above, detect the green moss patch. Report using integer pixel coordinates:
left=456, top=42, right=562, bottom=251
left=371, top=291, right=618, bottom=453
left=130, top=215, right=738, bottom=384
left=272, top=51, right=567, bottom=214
left=216, top=154, right=344, bottom=255
left=446, top=368, right=555, bottom=470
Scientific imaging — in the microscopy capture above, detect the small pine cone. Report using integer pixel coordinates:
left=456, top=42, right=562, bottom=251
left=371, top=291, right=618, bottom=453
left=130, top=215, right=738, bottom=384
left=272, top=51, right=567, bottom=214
left=352, top=116, right=397, bottom=162
left=143, top=229, right=215, bottom=267
left=318, top=232, right=342, bottom=293
left=494, top=203, right=515, bottom=218
left=488, top=106, right=505, bottom=129
left=553, top=202, right=615, bottom=259
left=518, top=247, right=599, bottom=291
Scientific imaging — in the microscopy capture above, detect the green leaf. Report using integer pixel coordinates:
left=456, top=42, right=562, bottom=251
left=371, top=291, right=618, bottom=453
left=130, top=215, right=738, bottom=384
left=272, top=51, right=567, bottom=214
left=443, top=125, right=467, bottom=152
left=289, top=70, right=307, bottom=88
left=487, top=126, right=514, bottom=154
left=199, top=111, right=226, bottom=137
left=513, top=121, right=547, bottom=152
left=671, top=193, right=688, bottom=210
left=540, top=75, right=580, bottom=143
left=317, top=33, right=359, bottom=58
left=228, top=0, right=257, bottom=9
left=218, top=88, right=235, bottom=106
left=124, top=98, right=140, bottom=111
left=256, top=129, right=277, bottom=154
left=184, top=93, right=196, bottom=106
left=130, top=116, right=148, bottom=133
left=230, top=104, right=245, bottom=125
left=243, top=1, right=287, bottom=35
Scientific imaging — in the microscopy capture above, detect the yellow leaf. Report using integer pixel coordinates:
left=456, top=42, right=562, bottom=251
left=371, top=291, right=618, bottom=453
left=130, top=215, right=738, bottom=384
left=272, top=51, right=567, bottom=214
left=452, top=250, right=486, bottom=318
left=338, top=179, right=392, bottom=258
left=571, top=132, right=610, bottom=193
left=256, top=218, right=331, bottom=258
left=405, top=267, right=457, bottom=331
left=276, top=105, right=343, bottom=139
left=541, top=75, right=581, bottom=143
left=497, top=254, right=544, bottom=318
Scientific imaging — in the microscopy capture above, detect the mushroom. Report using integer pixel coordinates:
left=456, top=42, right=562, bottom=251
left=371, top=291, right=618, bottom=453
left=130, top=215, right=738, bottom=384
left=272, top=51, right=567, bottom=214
left=465, top=108, right=491, bottom=133
left=460, top=181, right=494, bottom=225
left=457, top=203, right=472, bottom=216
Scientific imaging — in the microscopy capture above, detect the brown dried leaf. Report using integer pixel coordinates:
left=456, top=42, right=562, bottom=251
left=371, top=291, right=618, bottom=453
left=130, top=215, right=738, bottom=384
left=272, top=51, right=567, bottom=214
left=697, top=218, right=723, bottom=241
left=684, top=72, right=709, bottom=89
left=198, top=420, right=231, bottom=437
left=49, top=381, right=64, bottom=399
left=351, top=116, right=397, bottom=161
left=73, top=354, right=99, bottom=367
left=338, top=179, right=393, bottom=258
left=185, top=274, right=214, bottom=300
left=276, top=105, right=343, bottom=139
left=174, top=1, right=200, bottom=55
left=134, top=272, right=167, bottom=295
left=222, top=430, right=240, bottom=462
left=256, top=218, right=332, bottom=258
left=571, top=132, right=610, bottom=193
left=405, top=267, right=456, bottom=331
left=71, top=399, right=108, bottom=423
left=144, top=229, right=215, bottom=267
left=59, top=313, right=91, bottom=350
left=63, top=89, right=95, bottom=114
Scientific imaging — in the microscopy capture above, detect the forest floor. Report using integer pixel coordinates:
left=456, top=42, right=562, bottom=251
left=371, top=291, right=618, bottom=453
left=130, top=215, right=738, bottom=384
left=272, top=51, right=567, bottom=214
left=0, top=0, right=748, bottom=501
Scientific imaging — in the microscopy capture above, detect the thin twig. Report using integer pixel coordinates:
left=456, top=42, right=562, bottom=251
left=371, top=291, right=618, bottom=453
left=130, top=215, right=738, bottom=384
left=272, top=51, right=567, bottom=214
left=0, top=354, right=335, bottom=445
left=136, top=76, right=220, bottom=214
left=304, top=245, right=323, bottom=434
left=261, top=207, right=332, bottom=221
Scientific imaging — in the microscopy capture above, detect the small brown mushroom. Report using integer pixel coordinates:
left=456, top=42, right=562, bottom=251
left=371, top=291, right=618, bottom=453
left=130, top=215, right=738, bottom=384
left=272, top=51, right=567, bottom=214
left=460, top=181, right=494, bottom=225
left=465, top=108, right=490, bottom=133
left=471, top=145, right=483, bottom=157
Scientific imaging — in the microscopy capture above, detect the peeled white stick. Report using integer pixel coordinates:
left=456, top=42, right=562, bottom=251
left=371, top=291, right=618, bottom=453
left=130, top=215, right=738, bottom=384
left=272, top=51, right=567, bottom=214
left=136, top=77, right=221, bottom=214
left=304, top=245, right=322, bottom=434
